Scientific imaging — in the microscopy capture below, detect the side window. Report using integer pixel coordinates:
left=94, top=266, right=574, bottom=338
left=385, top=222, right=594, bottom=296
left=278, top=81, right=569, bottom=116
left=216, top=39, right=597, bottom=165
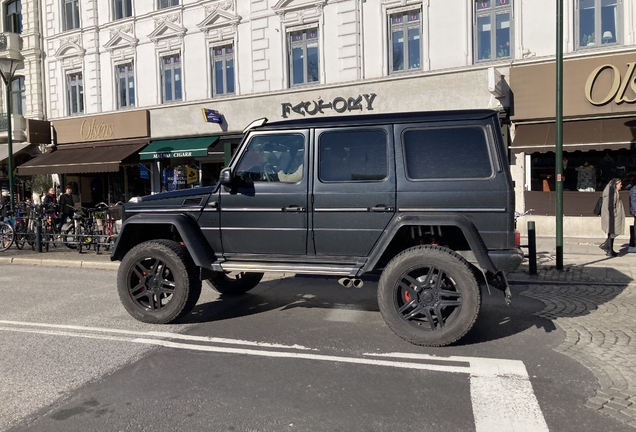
left=403, top=126, right=492, bottom=180
left=235, top=134, right=305, bottom=183
left=319, top=130, right=388, bottom=182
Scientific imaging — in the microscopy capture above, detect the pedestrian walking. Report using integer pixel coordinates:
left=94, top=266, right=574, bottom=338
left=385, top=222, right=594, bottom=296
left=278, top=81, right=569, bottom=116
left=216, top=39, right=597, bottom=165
left=58, top=185, right=75, bottom=230
left=42, top=187, right=58, bottom=209
left=630, top=183, right=636, bottom=253
left=599, top=178, right=624, bottom=257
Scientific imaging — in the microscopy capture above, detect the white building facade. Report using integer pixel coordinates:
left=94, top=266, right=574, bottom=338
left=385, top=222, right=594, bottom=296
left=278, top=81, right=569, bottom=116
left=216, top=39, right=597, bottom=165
left=0, top=0, right=47, bottom=199
left=26, top=0, right=636, bottom=237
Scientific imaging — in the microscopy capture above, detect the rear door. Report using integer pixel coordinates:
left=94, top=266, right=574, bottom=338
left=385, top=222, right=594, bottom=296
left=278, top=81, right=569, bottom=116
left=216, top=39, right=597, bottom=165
left=312, top=126, right=395, bottom=257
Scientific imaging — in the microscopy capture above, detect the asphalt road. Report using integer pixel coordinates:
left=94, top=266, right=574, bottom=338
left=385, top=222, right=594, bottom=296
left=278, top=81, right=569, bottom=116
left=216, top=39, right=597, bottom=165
left=0, top=266, right=631, bottom=431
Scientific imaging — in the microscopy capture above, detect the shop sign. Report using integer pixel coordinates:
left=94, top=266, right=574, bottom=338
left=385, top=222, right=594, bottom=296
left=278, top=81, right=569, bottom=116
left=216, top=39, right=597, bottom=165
left=152, top=151, right=193, bottom=159
left=53, top=110, right=150, bottom=144
left=281, top=94, right=377, bottom=118
left=585, top=62, right=636, bottom=106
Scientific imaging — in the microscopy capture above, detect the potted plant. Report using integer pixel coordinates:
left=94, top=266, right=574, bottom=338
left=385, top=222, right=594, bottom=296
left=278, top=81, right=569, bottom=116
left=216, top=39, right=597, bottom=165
left=94, top=211, right=105, bottom=229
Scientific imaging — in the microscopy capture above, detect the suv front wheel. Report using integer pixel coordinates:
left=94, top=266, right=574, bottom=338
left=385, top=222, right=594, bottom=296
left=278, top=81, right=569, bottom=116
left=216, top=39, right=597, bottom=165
left=117, top=239, right=202, bottom=324
left=378, top=245, right=480, bottom=347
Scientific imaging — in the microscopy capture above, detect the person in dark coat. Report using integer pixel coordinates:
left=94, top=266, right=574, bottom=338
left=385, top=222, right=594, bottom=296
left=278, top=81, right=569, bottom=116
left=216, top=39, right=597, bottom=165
left=42, top=187, right=58, bottom=209
left=630, top=183, right=636, bottom=253
left=1, top=191, right=9, bottom=221
left=58, top=185, right=75, bottom=230
left=600, top=178, right=624, bottom=257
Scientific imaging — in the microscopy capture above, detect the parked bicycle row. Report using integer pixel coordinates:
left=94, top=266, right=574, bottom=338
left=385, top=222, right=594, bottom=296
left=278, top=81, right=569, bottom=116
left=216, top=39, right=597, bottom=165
left=0, top=201, right=122, bottom=254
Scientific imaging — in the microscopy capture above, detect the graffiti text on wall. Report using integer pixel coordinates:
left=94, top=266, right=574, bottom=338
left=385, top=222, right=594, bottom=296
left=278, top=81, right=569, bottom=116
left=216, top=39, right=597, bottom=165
left=281, top=94, right=377, bottom=118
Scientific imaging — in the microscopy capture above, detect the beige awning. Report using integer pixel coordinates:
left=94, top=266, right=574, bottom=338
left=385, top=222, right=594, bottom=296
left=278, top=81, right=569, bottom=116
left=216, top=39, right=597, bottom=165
left=0, top=143, right=32, bottom=162
left=512, top=117, right=636, bottom=153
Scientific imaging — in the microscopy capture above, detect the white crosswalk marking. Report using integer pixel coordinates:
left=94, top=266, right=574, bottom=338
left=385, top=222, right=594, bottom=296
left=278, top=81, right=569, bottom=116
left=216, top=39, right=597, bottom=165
left=0, top=320, right=548, bottom=431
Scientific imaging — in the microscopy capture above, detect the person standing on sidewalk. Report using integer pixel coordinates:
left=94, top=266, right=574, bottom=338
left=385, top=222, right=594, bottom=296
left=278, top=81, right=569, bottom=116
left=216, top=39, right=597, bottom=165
left=630, top=183, right=636, bottom=253
left=600, top=178, right=624, bottom=257
left=58, top=185, right=75, bottom=230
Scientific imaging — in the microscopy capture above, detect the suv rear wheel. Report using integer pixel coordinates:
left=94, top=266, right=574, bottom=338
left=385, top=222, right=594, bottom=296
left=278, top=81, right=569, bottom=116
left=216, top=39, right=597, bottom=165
left=117, top=239, right=202, bottom=324
left=206, top=271, right=264, bottom=296
left=377, top=245, right=480, bottom=347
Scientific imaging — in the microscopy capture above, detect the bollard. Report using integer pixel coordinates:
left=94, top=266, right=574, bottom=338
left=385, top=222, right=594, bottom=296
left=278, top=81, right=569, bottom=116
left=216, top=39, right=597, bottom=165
left=35, top=206, right=42, bottom=253
left=527, top=220, right=537, bottom=275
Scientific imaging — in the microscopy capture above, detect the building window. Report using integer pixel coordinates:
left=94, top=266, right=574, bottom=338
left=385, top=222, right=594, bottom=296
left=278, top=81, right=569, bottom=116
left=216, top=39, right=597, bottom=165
left=475, top=0, right=512, bottom=62
left=158, top=0, right=179, bottom=9
left=113, top=0, right=133, bottom=20
left=67, top=72, right=84, bottom=115
left=5, top=0, right=22, bottom=34
left=577, top=0, right=620, bottom=48
left=10, top=76, right=25, bottom=115
left=161, top=54, right=182, bottom=102
left=63, top=0, right=80, bottom=31
left=116, top=63, right=135, bottom=108
left=389, top=10, right=421, bottom=74
left=211, top=45, right=235, bottom=96
left=289, top=28, right=319, bottom=87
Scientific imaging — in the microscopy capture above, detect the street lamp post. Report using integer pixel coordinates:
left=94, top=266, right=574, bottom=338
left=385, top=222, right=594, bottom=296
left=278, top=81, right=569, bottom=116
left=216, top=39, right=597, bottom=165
left=0, top=51, right=21, bottom=214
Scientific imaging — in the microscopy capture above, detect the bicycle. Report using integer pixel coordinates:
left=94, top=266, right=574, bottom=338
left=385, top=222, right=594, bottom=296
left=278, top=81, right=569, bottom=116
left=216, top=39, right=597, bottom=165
left=0, top=205, right=15, bottom=252
left=95, top=201, right=123, bottom=251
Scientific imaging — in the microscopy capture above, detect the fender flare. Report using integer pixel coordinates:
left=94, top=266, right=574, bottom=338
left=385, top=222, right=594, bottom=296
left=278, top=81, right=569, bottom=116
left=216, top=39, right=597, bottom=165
left=362, top=213, right=497, bottom=274
left=110, top=213, right=216, bottom=269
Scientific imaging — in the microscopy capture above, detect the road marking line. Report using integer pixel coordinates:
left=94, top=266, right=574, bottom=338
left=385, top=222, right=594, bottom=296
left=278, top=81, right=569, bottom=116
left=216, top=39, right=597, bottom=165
left=0, top=320, right=312, bottom=350
left=0, top=322, right=549, bottom=431
left=368, top=353, right=549, bottom=432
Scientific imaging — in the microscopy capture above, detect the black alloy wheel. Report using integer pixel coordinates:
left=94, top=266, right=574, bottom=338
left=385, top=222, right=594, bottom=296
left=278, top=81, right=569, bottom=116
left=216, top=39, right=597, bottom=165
left=378, top=245, right=480, bottom=347
left=117, top=239, right=201, bottom=324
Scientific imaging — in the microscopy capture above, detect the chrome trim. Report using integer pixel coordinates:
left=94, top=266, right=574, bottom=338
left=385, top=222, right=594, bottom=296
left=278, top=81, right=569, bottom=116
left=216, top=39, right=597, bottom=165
left=220, top=262, right=356, bottom=276
left=398, top=208, right=506, bottom=212
left=314, top=208, right=369, bottom=212
left=222, top=208, right=284, bottom=212
left=222, top=227, right=305, bottom=231
left=202, top=208, right=220, bottom=212
left=125, top=208, right=202, bottom=213
left=200, top=227, right=220, bottom=230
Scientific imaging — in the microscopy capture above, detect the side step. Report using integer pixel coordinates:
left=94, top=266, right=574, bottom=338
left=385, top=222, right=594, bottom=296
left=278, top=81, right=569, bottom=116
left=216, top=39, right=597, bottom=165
left=219, top=261, right=358, bottom=276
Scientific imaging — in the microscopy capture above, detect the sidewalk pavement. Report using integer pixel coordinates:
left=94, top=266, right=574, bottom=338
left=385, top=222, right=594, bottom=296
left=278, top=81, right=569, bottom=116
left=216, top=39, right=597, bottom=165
left=1, top=235, right=635, bottom=284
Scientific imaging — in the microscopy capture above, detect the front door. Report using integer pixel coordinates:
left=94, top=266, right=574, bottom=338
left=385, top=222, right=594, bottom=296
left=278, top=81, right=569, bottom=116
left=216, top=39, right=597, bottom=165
left=220, top=131, right=309, bottom=255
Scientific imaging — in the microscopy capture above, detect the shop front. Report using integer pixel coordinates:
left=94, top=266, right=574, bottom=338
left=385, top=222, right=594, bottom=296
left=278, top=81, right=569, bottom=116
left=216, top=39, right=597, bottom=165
left=17, top=111, right=151, bottom=206
left=139, top=135, right=237, bottom=193
left=510, top=52, right=636, bottom=237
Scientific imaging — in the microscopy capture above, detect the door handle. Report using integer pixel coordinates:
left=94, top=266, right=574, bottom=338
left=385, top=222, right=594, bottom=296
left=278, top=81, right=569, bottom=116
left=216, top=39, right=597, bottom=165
left=371, top=205, right=394, bottom=212
left=284, top=205, right=306, bottom=212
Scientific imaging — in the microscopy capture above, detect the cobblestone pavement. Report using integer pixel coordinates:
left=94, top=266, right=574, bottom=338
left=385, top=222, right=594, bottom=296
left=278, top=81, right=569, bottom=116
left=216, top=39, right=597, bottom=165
left=520, top=283, right=636, bottom=428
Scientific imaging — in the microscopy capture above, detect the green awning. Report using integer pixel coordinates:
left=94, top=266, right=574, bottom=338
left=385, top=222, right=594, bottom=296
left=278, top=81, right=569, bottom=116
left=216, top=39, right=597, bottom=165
left=139, top=136, right=219, bottom=160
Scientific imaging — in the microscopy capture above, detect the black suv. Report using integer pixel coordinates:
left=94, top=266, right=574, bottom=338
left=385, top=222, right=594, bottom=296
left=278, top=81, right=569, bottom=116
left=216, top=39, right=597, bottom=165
left=111, top=110, right=523, bottom=346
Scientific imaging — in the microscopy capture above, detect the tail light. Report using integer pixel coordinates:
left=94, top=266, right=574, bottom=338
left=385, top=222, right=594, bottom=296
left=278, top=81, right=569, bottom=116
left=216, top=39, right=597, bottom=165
left=514, top=231, right=521, bottom=247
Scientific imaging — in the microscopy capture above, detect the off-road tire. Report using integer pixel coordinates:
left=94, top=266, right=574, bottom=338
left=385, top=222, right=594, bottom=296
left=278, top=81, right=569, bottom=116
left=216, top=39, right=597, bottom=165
left=206, top=272, right=264, bottom=296
left=118, top=239, right=202, bottom=324
left=378, top=245, right=481, bottom=347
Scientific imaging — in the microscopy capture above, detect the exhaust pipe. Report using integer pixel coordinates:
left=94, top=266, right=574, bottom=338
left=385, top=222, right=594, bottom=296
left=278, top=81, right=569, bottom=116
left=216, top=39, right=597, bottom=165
left=338, top=277, right=364, bottom=288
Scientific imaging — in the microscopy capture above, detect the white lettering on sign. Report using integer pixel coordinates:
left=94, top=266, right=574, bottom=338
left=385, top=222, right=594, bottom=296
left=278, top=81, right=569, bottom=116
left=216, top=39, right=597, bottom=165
left=172, top=152, right=192, bottom=158
left=153, top=152, right=171, bottom=159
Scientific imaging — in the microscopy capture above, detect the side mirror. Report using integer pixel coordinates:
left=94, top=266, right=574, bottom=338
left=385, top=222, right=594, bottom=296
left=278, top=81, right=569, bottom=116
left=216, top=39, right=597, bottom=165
left=219, top=167, right=233, bottom=186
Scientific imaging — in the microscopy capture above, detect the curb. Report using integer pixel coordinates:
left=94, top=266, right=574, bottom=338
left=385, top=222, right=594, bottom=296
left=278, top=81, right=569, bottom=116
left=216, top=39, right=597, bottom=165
left=1, top=257, right=117, bottom=271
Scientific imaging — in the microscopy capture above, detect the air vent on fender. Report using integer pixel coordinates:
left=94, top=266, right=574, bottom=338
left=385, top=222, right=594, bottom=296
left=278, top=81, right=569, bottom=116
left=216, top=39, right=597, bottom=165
left=182, top=197, right=204, bottom=207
